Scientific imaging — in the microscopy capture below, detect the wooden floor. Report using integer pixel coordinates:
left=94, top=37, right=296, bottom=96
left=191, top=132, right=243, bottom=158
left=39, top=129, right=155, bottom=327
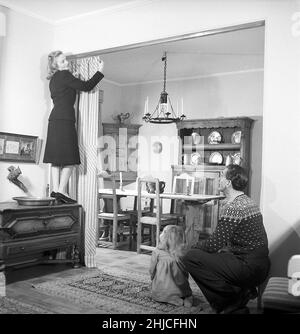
left=4, top=246, right=260, bottom=314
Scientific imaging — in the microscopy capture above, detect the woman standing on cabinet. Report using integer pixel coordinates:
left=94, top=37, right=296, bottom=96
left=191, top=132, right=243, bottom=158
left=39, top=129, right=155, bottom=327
left=43, top=50, right=104, bottom=203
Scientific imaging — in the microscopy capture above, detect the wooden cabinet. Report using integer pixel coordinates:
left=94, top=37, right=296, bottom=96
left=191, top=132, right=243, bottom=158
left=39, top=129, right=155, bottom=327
left=177, top=117, right=253, bottom=170
left=173, top=117, right=253, bottom=236
left=100, top=123, right=141, bottom=183
left=0, top=202, right=82, bottom=272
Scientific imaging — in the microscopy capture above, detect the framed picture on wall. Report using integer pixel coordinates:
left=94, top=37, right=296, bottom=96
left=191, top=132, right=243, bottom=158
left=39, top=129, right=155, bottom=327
left=0, top=132, right=39, bottom=163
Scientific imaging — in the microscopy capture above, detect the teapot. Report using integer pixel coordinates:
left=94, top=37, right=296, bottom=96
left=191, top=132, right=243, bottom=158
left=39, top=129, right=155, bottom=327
left=146, top=181, right=166, bottom=194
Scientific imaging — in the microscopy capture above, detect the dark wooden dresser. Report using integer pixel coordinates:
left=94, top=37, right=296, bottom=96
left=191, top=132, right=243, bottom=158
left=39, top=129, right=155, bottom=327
left=0, top=202, right=82, bottom=272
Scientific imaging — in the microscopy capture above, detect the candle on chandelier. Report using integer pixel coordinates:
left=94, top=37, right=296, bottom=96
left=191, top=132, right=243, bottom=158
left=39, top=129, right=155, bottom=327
left=144, top=97, right=147, bottom=115
left=181, top=98, right=184, bottom=116
left=146, top=96, right=149, bottom=114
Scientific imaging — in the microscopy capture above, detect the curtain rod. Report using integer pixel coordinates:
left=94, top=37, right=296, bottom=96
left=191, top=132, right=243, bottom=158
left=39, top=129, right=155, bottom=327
left=67, top=20, right=265, bottom=61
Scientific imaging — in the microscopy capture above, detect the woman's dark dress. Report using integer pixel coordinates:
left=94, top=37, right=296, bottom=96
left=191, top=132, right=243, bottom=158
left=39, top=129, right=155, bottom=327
left=43, top=70, right=104, bottom=166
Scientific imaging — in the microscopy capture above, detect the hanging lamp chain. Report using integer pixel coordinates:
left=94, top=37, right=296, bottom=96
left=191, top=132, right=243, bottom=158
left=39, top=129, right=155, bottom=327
left=142, top=51, right=186, bottom=124
left=162, top=51, right=167, bottom=93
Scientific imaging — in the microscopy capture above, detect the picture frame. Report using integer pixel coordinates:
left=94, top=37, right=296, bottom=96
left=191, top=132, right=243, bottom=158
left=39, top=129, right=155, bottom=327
left=0, top=132, right=39, bottom=163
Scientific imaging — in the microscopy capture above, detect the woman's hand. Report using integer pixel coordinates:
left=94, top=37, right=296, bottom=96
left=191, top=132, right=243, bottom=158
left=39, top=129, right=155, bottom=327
left=98, top=60, right=104, bottom=73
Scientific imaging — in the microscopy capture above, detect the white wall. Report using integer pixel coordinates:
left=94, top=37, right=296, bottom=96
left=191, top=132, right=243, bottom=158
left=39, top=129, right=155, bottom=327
left=0, top=7, right=54, bottom=200
left=53, top=0, right=300, bottom=277
left=1, top=0, right=299, bottom=277
left=101, top=80, right=122, bottom=123
left=119, top=70, right=263, bottom=203
left=99, top=71, right=263, bottom=213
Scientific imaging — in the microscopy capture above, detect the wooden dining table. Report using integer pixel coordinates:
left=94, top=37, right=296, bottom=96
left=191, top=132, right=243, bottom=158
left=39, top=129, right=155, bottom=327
left=98, top=188, right=225, bottom=248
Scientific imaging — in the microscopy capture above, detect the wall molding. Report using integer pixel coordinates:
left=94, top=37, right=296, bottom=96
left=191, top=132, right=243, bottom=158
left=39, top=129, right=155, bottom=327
left=0, top=0, right=54, bottom=24
left=55, top=0, right=156, bottom=25
left=68, top=20, right=265, bottom=61
left=0, top=11, right=5, bottom=36
left=0, top=0, right=157, bottom=25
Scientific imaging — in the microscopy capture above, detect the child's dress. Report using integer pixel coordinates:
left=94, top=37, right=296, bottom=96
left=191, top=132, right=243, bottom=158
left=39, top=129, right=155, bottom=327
left=149, top=247, right=192, bottom=305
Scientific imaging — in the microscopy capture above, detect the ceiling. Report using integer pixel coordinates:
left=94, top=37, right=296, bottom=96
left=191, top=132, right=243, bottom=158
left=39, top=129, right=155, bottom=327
left=96, top=25, right=265, bottom=85
left=0, top=0, right=265, bottom=84
left=0, top=0, right=141, bottom=22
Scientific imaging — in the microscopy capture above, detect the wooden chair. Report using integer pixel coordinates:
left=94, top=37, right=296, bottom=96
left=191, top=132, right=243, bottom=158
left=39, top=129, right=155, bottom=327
left=193, top=174, right=220, bottom=237
left=97, top=171, right=135, bottom=250
left=170, top=173, right=196, bottom=225
left=136, top=177, right=178, bottom=254
left=172, top=172, right=195, bottom=195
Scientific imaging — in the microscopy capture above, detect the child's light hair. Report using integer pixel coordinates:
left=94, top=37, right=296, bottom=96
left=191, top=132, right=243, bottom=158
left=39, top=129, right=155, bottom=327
left=158, top=225, right=187, bottom=258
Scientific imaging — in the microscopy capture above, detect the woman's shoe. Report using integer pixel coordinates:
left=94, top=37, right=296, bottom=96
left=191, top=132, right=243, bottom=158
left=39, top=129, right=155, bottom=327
left=55, top=192, right=77, bottom=204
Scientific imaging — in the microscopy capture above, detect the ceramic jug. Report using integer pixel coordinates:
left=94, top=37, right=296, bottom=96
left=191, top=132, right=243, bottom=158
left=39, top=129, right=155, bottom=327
left=146, top=181, right=166, bottom=194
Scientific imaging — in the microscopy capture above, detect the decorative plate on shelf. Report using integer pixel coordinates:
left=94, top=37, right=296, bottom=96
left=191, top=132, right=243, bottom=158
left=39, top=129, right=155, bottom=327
left=208, top=131, right=222, bottom=144
left=208, top=152, right=223, bottom=164
left=232, top=152, right=242, bottom=165
left=191, top=132, right=202, bottom=145
left=231, top=131, right=242, bottom=144
left=190, top=152, right=201, bottom=165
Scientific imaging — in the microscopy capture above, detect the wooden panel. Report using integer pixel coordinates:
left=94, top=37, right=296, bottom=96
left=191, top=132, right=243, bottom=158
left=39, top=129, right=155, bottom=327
left=7, top=215, right=77, bottom=238
left=176, top=117, right=253, bottom=130
left=0, top=203, right=81, bottom=270
left=5, top=234, right=77, bottom=257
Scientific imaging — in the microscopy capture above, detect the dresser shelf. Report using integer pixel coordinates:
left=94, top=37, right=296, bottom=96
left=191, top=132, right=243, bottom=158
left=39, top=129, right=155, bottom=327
left=173, top=117, right=253, bottom=237
left=182, top=143, right=241, bottom=151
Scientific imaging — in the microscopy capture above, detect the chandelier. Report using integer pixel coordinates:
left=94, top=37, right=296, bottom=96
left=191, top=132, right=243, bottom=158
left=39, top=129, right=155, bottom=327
left=142, top=52, right=186, bottom=124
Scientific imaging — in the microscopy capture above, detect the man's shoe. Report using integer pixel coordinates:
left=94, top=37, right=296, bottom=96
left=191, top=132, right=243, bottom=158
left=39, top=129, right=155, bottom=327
left=248, top=287, right=258, bottom=300
left=230, top=306, right=250, bottom=314
left=221, top=289, right=252, bottom=314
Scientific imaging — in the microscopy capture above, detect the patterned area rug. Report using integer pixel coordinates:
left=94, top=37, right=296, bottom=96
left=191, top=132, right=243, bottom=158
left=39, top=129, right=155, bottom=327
left=33, top=267, right=212, bottom=314
left=0, top=297, right=52, bottom=314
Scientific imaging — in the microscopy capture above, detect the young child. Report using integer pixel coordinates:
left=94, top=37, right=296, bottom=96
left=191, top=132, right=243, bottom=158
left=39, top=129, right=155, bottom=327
left=149, top=225, right=193, bottom=307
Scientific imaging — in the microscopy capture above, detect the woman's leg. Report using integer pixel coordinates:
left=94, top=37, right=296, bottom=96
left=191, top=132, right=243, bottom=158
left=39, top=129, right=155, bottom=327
left=58, top=165, right=74, bottom=196
left=51, top=165, right=60, bottom=192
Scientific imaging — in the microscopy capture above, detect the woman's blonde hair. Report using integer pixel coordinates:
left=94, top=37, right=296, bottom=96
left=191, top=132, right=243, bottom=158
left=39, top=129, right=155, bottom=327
left=47, top=50, right=63, bottom=80
left=158, top=225, right=187, bottom=259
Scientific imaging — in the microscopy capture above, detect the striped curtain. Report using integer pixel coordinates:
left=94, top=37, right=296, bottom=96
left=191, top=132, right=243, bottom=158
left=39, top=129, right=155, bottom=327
left=69, top=56, right=102, bottom=268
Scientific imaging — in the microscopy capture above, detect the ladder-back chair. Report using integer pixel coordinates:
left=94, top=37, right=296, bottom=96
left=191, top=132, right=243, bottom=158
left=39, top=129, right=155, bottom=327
left=136, top=177, right=178, bottom=254
left=97, top=171, right=135, bottom=250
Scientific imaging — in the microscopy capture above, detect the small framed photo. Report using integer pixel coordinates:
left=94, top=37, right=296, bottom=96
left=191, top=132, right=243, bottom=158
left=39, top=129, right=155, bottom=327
left=0, top=132, right=39, bottom=163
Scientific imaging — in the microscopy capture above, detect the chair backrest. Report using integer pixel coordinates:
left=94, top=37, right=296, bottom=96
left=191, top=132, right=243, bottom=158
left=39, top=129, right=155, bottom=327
left=172, top=173, right=195, bottom=195
left=97, top=170, right=118, bottom=213
left=193, top=176, right=207, bottom=195
left=137, top=177, right=162, bottom=249
left=137, top=176, right=161, bottom=216
left=193, top=173, right=219, bottom=195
